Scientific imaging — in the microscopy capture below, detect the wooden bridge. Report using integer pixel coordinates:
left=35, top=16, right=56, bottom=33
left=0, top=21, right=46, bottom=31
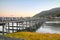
left=0, top=17, right=47, bottom=35
left=1, top=17, right=60, bottom=35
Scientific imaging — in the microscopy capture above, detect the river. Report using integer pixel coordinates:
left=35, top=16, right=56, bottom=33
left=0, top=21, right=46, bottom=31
left=36, top=21, right=60, bottom=34
left=0, top=21, right=60, bottom=34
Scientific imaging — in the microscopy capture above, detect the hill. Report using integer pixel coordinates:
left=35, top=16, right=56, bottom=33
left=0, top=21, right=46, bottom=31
left=33, top=7, right=60, bottom=18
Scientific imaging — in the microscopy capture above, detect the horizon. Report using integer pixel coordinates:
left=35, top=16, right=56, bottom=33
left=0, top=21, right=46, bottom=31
left=0, top=0, right=60, bottom=17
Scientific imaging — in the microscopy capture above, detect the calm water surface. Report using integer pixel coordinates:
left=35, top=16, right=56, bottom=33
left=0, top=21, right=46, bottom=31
left=36, top=22, right=60, bottom=34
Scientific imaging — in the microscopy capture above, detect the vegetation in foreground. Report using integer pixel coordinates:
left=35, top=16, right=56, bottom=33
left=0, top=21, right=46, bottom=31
left=5, top=32, right=60, bottom=40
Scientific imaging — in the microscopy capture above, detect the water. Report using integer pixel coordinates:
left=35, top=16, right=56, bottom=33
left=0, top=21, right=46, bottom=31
left=1, top=21, right=60, bottom=34
left=0, top=26, right=2, bottom=31
left=0, top=21, right=35, bottom=33
left=36, top=21, right=60, bottom=34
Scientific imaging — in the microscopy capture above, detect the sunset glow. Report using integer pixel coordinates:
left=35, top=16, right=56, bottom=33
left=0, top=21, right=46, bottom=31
left=0, top=0, right=60, bottom=17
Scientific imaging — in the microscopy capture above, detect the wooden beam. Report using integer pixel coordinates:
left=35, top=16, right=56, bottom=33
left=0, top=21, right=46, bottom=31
left=12, top=22, right=14, bottom=33
left=2, top=25, right=4, bottom=35
left=8, top=23, right=10, bottom=33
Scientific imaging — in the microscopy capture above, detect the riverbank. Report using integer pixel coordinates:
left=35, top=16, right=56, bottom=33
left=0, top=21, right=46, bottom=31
left=5, top=32, right=60, bottom=40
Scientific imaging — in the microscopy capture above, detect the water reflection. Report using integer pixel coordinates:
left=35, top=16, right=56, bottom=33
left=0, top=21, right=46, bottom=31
left=36, top=21, right=60, bottom=34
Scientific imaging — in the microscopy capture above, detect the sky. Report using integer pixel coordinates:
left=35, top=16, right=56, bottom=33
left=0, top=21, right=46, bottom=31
left=0, top=0, right=60, bottom=17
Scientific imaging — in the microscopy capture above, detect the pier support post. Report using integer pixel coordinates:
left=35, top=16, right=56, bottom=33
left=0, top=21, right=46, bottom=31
left=8, top=23, right=10, bottom=33
left=12, top=22, right=14, bottom=33
left=16, top=22, right=18, bottom=31
left=2, top=25, right=4, bottom=35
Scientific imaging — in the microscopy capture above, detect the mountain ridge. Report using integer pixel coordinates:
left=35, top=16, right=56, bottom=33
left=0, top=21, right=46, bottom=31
left=33, top=7, right=60, bottom=18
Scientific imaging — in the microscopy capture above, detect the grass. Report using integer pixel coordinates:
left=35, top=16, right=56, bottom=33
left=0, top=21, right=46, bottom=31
left=5, top=32, right=60, bottom=40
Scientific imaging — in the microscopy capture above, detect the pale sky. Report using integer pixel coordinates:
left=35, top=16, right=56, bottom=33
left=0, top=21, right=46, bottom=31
left=0, top=0, right=60, bottom=17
